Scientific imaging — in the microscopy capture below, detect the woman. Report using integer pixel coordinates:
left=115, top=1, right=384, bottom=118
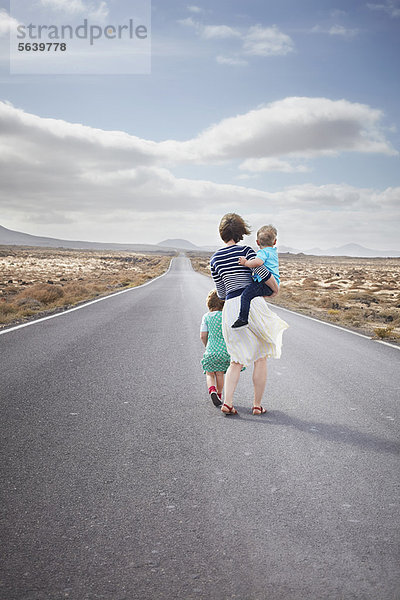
left=210, top=213, right=288, bottom=415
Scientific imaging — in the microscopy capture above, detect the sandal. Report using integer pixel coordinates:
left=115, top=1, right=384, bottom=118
left=252, top=406, right=267, bottom=415
left=221, top=403, right=238, bottom=415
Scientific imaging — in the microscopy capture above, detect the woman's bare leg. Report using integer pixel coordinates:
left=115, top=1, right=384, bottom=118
left=253, top=357, right=267, bottom=409
left=223, top=362, right=243, bottom=408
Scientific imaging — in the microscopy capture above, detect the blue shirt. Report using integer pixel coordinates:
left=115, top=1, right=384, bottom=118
left=253, top=247, right=280, bottom=284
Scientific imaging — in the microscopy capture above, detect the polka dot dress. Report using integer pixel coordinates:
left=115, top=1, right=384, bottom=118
left=201, top=311, right=231, bottom=373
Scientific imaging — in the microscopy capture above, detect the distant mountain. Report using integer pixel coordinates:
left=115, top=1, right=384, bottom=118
left=304, top=243, right=400, bottom=258
left=158, top=238, right=217, bottom=252
left=1, top=225, right=398, bottom=257
left=0, top=225, right=174, bottom=253
left=158, top=238, right=198, bottom=250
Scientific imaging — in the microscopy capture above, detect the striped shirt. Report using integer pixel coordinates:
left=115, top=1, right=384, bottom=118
left=210, top=245, right=271, bottom=299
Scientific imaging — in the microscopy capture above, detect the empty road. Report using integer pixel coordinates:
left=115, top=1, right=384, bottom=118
left=1, top=256, right=399, bottom=600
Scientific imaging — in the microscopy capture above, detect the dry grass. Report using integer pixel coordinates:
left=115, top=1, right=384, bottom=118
left=189, top=252, right=400, bottom=343
left=0, top=246, right=172, bottom=328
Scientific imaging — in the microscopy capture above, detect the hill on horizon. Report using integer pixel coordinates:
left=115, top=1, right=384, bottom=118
left=0, top=225, right=399, bottom=257
left=0, top=225, right=173, bottom=254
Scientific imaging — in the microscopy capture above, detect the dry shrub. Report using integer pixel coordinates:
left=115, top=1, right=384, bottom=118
left=374, top=327, right=393, bottom=339
left=301, top=277, right=317, bottom=289
left=18, top=283, right=64, bottom=305
left=63, top=282, right=89, bottom=297
left=16, top=297, right=43, bottom=309
left=0, top=303, right=17, bottom=316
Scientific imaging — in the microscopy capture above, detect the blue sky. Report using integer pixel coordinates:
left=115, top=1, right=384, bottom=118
left=0, top=0, right=399, bottom=250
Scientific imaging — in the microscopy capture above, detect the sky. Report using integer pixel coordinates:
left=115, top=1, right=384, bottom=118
left=0, top=0, right=399, bottom=251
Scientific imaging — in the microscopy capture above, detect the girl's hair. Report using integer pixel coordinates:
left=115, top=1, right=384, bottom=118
left=207, top=289, right=225, bottom=311
left=257, top=225, right=277, bottom=247
left=219, top=213, right=251, bottom=243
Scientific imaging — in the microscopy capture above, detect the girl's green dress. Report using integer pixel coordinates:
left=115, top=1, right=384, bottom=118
left=201, top=311, right=231, bottom=373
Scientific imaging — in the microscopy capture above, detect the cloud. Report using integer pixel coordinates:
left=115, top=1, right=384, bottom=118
left=177, top=17, right=294, bottom=63
left=311, top=24, right=359, bottom=37
left=0, top=97, right=395, bottom=177
left=177, top=17, right=199, bottom=28
left=328, top=25, right=359, bottom=37
left=216, top=55, right=248, bottom=66
left=0, top=100, right=398, bottom=248
left=240, top=158, right=310, bottom=173
left=187, top=5, right=204, bottom=13
left=0, top=9, right=20, bottom=36
left=168, top=97, right=396, bottom=163
left=202, top=25, right=241, bottom=39
left=242, top=24, right=294, bottom=56
left=367, top=1, right=400, bottom=17
left=39, top=0, right=109, bottom=19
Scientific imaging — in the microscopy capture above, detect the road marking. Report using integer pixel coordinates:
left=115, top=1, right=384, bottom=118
left=0, top=259, right=173, bottom=336
left=273, top=304, right=400, bottom=350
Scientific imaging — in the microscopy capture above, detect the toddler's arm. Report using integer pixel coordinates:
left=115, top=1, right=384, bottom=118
left=238, top=256, right=264, bottom=268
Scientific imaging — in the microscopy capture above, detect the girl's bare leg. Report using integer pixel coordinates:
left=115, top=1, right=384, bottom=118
left=223, top=362, right=243, bottom=408
left=215, top=371, right=225, bottom=396
left=253, top=357, right=267, bottom=408
left=206, top=372, right=216, bottom=390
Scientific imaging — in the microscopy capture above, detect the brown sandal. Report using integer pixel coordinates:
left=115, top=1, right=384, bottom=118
left=252, top=406, right=267, bottom=415
left=221, top=403, right=238, bottom=415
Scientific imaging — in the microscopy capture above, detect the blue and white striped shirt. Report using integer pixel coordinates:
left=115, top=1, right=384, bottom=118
left=210, top=245, right=271, bottom=299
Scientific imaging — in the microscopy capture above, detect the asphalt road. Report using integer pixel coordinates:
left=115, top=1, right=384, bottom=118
left=1, top=256, right=399, bottom=600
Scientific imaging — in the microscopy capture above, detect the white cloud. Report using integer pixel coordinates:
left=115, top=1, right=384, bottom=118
left=240, top=158, right=310, bottom=173
left=202, top=25, right=241, bottom=39
left=243, top=24, right=294, bottom=56
left=39, top=0, right=109, bottom=19
left=367, top=1, right=400, bottom=17
left=0, top=9, right=20, bottom=37
left=0, top=97, right=395, bottom=174
left=177, top=17, right=198, bottom=28
left=0, top=100, right=398, bottom=248
left=171, top=97, right=396, bottom=163
left=328, top=25, right=359, bottom=37
left=216, top=55, right=248, bottom=66
left=330, top=9, right=347, bottom=18
left=177, top=17, right=294, bottom=63
left=312, top=24, right=359, bottom=37
left=187, top=5, right=203, bottom=14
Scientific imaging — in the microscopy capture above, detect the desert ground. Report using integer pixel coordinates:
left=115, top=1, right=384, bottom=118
left=189, top=252, right=400, bottom=343
left=0, top=246, right=173, bottom=328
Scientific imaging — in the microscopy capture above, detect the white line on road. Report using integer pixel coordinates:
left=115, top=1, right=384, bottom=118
left=0, top=260, right=173, bottom=337
left=274, top=304, right=400, bottom=350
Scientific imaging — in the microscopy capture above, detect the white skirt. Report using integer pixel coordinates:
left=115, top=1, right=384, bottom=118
left=222, top=295, right=289, bottom=366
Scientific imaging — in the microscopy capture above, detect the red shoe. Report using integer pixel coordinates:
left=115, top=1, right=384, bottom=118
left=221, top=403, right=238, bottom=415
left=252, top=406, right=267, bottom=415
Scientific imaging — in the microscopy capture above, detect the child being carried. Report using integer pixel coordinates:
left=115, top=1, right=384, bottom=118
left=232, top=224, right=280, bottom=329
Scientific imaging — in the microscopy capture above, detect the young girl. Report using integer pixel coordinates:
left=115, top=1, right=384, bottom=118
left=200, top=290, right=231, bottom=407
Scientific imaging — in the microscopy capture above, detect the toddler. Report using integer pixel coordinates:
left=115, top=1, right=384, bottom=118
left=232, top=224, right=280, bottom=328
left=200, top=290, right=231, bottom=406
